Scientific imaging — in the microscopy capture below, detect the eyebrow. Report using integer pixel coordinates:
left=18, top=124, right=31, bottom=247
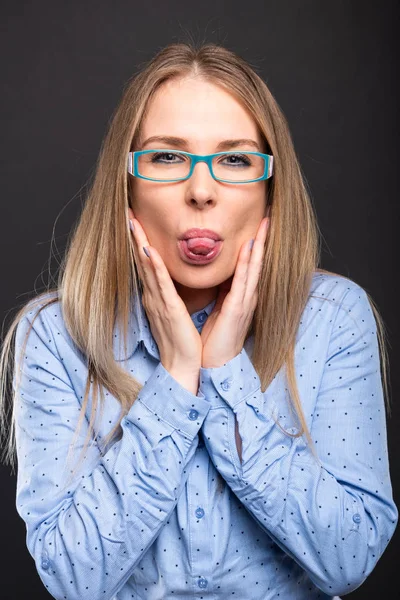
left=140, top=135, right=261, bottom=152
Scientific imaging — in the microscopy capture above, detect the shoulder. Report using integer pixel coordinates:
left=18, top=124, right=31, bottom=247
left=309, top=270, right=372, bottom=315
left=305, top=270, right=377, bottom=342
left=310, top=270, right=365, bottom=303
left=15, top=291, right=79, bottom=359
left=18, top=291, right=60, bottom=331
left=14, top=293, right=89, bottom=395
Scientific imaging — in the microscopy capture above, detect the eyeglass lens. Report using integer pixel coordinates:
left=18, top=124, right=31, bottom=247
left=137, top=151, right=266, bottom=182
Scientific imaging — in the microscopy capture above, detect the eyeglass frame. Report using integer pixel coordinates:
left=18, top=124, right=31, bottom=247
left=127, top=149, right=274, bottom=184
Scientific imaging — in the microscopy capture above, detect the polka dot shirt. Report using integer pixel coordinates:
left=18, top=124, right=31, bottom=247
left=13, top=271, right=398, bottom=599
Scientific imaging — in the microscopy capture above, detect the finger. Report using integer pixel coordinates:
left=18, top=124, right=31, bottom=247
left=129, top=217, right=185, bottom=311
left=224, top=237, right=252, bottom=308
left=128, top=217, right=158, bottom=292
left=212, top=275, right=234, bottom=313
left=128, top=220, right=143, bottom=277
left=244, top=217, right=269, bottom=303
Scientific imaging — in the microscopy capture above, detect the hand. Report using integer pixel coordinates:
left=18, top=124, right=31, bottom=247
left=127, top=209, right=203, bottom=385
left=200, top=217, right=269, bottom=369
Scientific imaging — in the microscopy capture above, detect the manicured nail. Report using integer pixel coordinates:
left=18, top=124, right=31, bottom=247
left=143, top=246, right=150, bottom=258
left=249, top=239, right=254, bottom=250
left=129, top=219, right=134, bottom=232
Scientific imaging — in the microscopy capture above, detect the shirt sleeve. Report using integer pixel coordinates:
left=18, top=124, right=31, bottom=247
left=199, top=285, right=398, bottom=597
left=14, top=306, right=211, bottom=600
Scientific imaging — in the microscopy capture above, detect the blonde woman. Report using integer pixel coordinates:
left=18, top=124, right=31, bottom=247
left=0, top=42, right=397, bottom=600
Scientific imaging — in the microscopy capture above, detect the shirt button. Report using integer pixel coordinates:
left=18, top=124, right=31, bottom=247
left=352, top=513, right=361, bottom=524
left=195, top=507, right=205, bottom=519
left=188, top=409, right=199, bottom=421
left=220, top=378, right=232, bottom=391
left=197, top=312, right=207, bottom=324
left=198, top=578, right=208, bottom=589
left=41, top=559, right=50, bottom=570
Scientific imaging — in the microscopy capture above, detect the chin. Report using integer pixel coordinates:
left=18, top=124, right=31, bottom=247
left=171, top=270, right=228, bottom=290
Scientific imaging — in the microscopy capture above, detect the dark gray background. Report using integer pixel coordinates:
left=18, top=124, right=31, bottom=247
left=0, top=1, right=398, bottom=598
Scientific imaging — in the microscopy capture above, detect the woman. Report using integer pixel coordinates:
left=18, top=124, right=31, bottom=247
left=0, top=42, right=397, bottom=599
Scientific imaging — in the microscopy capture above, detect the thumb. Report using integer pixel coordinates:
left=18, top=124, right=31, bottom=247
left=212, top=276, right=233, bottom=312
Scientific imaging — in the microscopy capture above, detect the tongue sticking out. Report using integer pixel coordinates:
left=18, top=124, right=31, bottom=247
left=186, top=237, right=217, bottom=255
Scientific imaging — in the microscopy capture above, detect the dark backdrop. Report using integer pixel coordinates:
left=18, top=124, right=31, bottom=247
left=1, top=1, right=398, bottom=598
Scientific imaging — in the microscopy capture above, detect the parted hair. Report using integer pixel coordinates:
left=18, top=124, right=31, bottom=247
left=0, top=41, right=391, bottom=492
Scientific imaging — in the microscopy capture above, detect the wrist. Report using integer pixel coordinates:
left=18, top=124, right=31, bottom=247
left=166, top=367, right=200, bottom=396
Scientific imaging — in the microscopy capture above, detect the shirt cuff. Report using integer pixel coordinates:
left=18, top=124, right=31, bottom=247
left=198, top=347, right=260, bottom=409
left=130, top=360, right=211, bottom=439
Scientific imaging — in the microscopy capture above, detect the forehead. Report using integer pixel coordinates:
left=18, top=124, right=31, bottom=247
left=140, top=76, right=262, bottom=144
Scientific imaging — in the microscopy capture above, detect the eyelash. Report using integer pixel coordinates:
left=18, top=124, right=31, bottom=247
left=150, top=151, right=252, bottom=166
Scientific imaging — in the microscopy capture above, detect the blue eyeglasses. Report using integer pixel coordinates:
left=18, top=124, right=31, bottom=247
left=127, top=149, right=274, bottom=184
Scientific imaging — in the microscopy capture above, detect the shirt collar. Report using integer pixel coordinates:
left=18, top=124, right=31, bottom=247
left=113, top=291, right=217, bottom=362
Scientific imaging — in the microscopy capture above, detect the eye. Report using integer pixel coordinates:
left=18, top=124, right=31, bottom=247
left=219, top=153, right=252, bottom=166
left=150, top=151, right=186, bottom=163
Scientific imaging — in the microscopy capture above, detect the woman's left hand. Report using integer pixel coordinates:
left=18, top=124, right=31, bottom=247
left=200, top=217, right=269, bottom=368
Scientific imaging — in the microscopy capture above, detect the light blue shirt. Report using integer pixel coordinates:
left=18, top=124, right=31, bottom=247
left=14, top=271, right=397, bottom=599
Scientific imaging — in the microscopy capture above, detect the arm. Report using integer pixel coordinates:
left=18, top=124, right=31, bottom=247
left=14, top=306, right=210, bottom=600
left=199, top=285, right=398, bottom=596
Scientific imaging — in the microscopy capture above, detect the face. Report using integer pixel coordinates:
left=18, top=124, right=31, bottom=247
left=128, top=75, right=268, bottom=314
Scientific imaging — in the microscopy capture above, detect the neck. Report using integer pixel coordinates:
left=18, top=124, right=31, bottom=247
left=172, top=281, right=218, bottom=316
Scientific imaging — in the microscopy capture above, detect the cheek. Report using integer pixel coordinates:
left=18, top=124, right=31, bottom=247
left=144, top=218, right=177, bottom=258
left=230, top=204, right=265, bottom=236
left=132, top=196, right=173, bottom=238
left=233, top=188, right=265, bottom=213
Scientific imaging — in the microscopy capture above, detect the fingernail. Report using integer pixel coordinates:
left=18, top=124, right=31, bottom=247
left=143, top=246, right=150, bottom=258
left=249, top=239, right=254, bottom=250
left=129, top=219, right=134, bottom=232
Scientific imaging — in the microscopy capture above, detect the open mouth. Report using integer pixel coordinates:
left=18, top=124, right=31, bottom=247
left=178, top=238, right=223, bottom=264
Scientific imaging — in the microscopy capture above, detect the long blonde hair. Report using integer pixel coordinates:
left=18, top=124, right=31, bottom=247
left=0, top=41, right=391, bottom=490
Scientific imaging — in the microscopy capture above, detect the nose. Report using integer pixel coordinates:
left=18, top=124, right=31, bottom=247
left=191, top=158, right=214, bottom=179
left=185, top=158, right=216, bottom=207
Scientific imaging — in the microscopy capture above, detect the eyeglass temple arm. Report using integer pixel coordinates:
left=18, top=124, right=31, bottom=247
left=268, top=156, right=274, bottom=177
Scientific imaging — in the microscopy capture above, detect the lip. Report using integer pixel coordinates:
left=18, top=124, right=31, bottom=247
left=178, top=239, right=223, bottom=264
left=179, top=228, right=223, bottom=241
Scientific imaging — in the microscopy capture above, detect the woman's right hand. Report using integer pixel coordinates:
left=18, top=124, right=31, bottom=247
left=127, top=211, right=203, bottom=393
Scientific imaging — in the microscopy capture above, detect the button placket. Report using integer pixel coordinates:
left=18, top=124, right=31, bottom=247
left=197, top=312, right=207, bottom=324
left=187, top=447, right=211, bottom=592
